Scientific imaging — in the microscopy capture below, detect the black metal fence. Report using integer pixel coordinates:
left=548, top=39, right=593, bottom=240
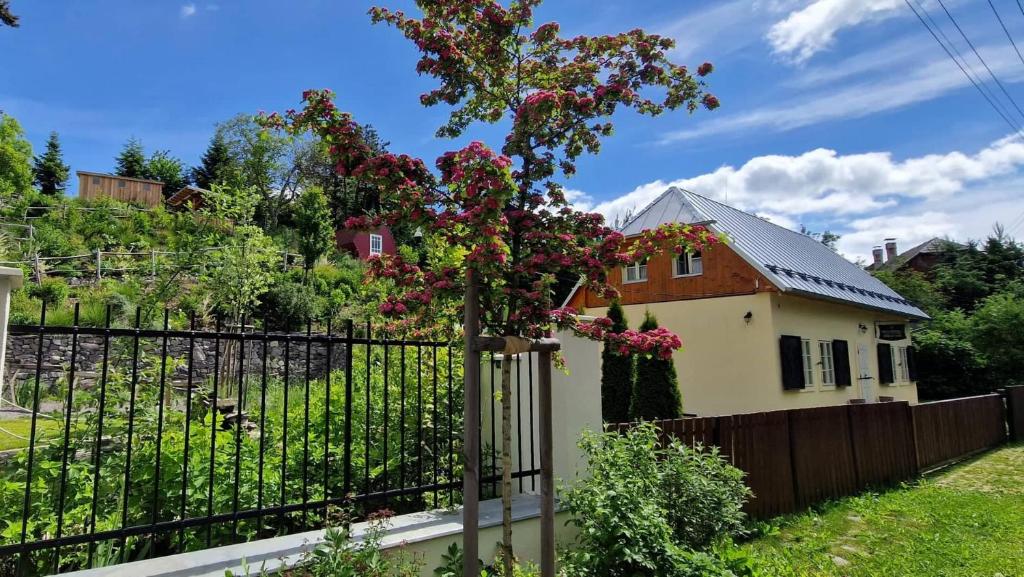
left=0, top=305, right=538, bottom=576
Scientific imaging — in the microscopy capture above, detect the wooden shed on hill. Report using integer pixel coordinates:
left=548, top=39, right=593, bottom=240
left=77, top=171, right=163, bottom=207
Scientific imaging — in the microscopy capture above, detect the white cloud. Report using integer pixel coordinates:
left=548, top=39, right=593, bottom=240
left=661, top=40, right=1024, bottom=143
left=579, top=136, right=1024, bottom=261
left=767, top=0, right=905, bottom=63
left=180, top=4, right=197, bottom=18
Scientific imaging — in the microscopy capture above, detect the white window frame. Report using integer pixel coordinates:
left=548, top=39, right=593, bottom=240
left=896, top=346, right=910, bottom=384
left=801, top=338, right=815, bottom=391
left=369, top=233, right=383, bottom=256
left=623, top=261, right=647, bottom=283
left=673, top=250, right=703, bottom=277
left=818, top=340, right=836, bottom=389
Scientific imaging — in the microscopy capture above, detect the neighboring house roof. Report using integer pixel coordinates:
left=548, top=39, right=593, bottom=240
left=166, top=185, right=210, bottom=207
left=77, top=170, right=164, bottom=186
left=867, top=237, right=958, bottom=272
left=613, top=187, right=929, bottom=320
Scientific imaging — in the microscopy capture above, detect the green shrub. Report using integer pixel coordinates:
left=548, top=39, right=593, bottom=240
left=560, top=424, right=752, bottom=577
left=661, top=443, right=751, bottom=550
left=296, top=514, right=422, bottom=577
left=260, top=279, right=325, bottom=331
left=27, top=278, right=69, bottom=306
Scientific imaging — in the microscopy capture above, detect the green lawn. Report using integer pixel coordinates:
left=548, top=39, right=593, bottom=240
left=0, top=417, right=60, bottom=451
left=745, top=444, right=1024, bottom=577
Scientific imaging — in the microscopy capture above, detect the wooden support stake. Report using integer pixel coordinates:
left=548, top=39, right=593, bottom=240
left=463, top=269, right=481, bottom=577
left=538, top=349, right=554, bottom=577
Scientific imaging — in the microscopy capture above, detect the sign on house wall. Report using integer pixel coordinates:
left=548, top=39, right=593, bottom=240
left=877, top=324, right=907, bottom=341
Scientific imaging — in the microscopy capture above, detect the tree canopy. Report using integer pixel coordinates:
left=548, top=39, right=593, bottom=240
left=32, top=131, right=70, bottom=196
left=114, top=137, right=147, bottom=179
left=0, top=113, right=33, bottom=199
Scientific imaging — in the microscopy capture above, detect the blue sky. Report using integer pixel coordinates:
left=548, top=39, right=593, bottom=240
left=4, top=0, right=1024, bottom=262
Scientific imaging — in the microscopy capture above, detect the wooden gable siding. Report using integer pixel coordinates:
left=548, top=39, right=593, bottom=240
left=569, top=242, right=777, bottom=309
left=78, top=173, right=163, bottom=208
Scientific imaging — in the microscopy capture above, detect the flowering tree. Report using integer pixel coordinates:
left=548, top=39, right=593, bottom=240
left=263, top=1, right=720, bottom=572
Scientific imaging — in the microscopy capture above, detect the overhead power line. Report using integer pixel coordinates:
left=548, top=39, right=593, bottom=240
left=988, top=0, right=1024, bottom=68
left=904, top=0, right=1024, bottom=136
left=935, top=0, right=1024, bottom=123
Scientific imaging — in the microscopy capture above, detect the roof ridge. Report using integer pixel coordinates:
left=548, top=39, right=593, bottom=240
left=617, top=187, right=682, bottom=232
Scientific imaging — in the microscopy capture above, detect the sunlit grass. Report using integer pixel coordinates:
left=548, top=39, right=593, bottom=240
left=745, top=444, right=1024, bottom=577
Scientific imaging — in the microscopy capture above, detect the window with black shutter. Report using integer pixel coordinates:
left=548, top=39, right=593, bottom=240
left=906, top=346, right=918, bottom=381
left=833, top=339, right=852, bottom=387
left=780, top=335, right=805, bottom=390
left=877, top=342, right=894, bottom=385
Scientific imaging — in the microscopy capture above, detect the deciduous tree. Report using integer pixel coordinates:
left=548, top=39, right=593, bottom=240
left=0, top=113, right=33, bottom=199
left=294, top=185, right=334, bottom=276
left=144, top=150, right=189, bottom=196
left=264, top=1, right=720, bottom=570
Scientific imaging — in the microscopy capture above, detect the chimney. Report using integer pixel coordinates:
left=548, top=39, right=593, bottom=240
left=884, top=238, right=897, bottom=261
left=872, top=246, right=884, bottom=267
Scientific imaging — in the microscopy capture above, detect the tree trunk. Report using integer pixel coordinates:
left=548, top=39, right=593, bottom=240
left=500, top=354, right=514, bottom=575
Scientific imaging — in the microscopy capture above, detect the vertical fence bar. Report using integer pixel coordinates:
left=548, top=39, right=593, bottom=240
left=382, top=341, right=390, bottom=508
left=538, top=349, right=554, bottom=577
left=447, top=345, right=454, bottom=505
left=417, top=344, right=423, bottom=500
left=279, top=335, right=290, bottom=529
left=432, top=344, right=439, bottom=509
left=323, top=319, right=333, bottom=519
left=147, top=309, right=170, bottom=554
left=343, top=319, right=354, bottom=502
left=178, top=313, right=196, bottom=551
left=302, top=320, right=311, bottom=528
left=119, top=308, right=143, bottom=560
left=231, top=316, right=246, bottom=538
left=462, top=270, right=481, bottom=577
left=400, top=343, right=407, bottom=506
left=528, top=353, right=536, bottom=492
left=364, top=321, right=371, bottom=499
left=17, top=303, right=46, bottom=573
left=206, top=315, right=221, bottom=547
left=256, top=319, right=269, bottom=535
left=515, top=354, right=523, bottom=493
left=87, top=305, right=112, bottom=567
left=52, top=303, right=80, bottom=572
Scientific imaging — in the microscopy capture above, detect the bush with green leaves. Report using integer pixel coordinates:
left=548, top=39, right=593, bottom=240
left=26, top=277, right=69, bottom=306
left=295, top=514, right=422, bottom=577
left=560, top=424, right=752, bottom=577
left=629, top=312, right=682, bottom=421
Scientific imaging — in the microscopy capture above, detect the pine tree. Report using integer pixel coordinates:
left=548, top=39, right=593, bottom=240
left=601, top=300, right=634, bottom=423
left=0, top=1, right=18, bottom=27
left=191, top=133, right=235, bottom=190
left=115, top=137, right=146, bottom=178
left=32, top=131, right=70, bottom=195
left=630, top=311, right=682, bottom=421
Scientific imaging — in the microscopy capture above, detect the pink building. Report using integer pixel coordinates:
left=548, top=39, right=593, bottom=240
left=335, top=225, right=397, bottom=260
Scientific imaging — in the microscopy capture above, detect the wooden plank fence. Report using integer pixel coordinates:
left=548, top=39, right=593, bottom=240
left=614, top=389, right=1021, bottom=519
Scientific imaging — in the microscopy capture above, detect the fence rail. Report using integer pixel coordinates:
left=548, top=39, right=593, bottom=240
left=0, top=305, right=538, bottom=576
left=614, top=391, right=1017, bottom=519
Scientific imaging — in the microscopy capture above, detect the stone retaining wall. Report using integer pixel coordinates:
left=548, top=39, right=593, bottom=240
left=4, top=333, right=347, bottom=390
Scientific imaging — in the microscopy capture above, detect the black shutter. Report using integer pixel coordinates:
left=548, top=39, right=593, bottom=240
left=906, top=346, right=918, bottom=381
left=833, top=340, right=852, bottom=387
left=877, top=343, right=894, bottom=385
left=780, top=335, right=805, bottom=390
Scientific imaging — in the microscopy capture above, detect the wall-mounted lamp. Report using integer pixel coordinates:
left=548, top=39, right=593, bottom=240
left=744, top=311, right=753, bottom=324
left=858, top=323, right=868, bottom=334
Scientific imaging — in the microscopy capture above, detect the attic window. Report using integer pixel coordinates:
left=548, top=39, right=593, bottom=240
left=674, top=251, right=702, bottom=277
left=369, top=233, right=383, bottom=256
left=623, top=260, right=647, bottom=283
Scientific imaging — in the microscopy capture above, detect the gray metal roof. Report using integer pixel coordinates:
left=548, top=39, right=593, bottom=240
left=619, top=188, right=929, bottom=320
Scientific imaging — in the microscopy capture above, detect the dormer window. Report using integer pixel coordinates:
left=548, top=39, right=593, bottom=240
left=674, top=250, right=703, bottom=277
left=623, top=260, right=647, bottom=283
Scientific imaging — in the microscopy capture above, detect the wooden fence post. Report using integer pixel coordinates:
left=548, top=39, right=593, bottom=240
left=95, top=250, right=102, bottom=282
